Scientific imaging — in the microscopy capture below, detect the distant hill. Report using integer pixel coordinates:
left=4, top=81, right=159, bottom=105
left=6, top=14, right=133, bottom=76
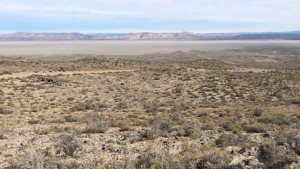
left=230, top=33, right=300, bottom=40
left=87, top=33, right=126, bottom=37
left=0, top=31, right=300, bottom=41
left=0, top=32, right=90, bottom=41
left=199, top=30, right=300, bottom=36
left=92, top=31, right=201, bottom=40
left=288, top=31, right=300, bottom=34
left=0, top=31, right=201, bottom=41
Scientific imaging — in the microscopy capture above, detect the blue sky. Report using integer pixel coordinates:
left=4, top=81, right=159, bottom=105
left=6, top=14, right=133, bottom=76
left=0, top=0, right=299, bottom=33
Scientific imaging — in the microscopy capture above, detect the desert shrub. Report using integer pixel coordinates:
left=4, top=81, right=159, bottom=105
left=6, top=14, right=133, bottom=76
left=58, top=118, right=66, bottom=124
left=98, top=102, right=109, bottom=109
left=141, top=114, right=180, bottom=138
left=231, top=125, right=243, bottom=134
left=0, top=88, right=4, bottom=95
left=63, top=160, right=82, bottom=169
left=273, top=129, right=290, bottom=146
left=140, top=129, right=159, bottom=140
left=2, top=70, right=12, bottom=75
left=182, top=121, right=202, bottom=139
left=258, top=115, right=293, bottom=126
left=169, top=104, right=184, bottom=113
left=169, top=113, right=184, bottom=125
left=197, top=111, right=209, bottom=117
left=220, top=118, right=239, bottom=131
left=0, top=106, right=13, bottom=115
left=253, top=108, right=263, bottom=117
left=243, top=124, right=266, bottom=133
left=135, top=146, right=177, bottom=169
left=157, top=119, right=174, bottom=132
left=153, top=76, right=160, bottom=80
left=288, top=131, right=300, bottom=155
left=67, top=97, right=75, bottom=101
left=64, top=115, right=78, bottom=122
left=135, top=144, right=233, bottom=169
left=6, top=150, right=64, bottom=169
left=80, top=112, right=110, bottom=133
left=258, top=141, right=298, bottom=169
left=215, top=133, right=251, bottom=148
left=173, top=86, right=183, bottom=94
left=59, top=134, right=80, bottom=157
left=104, top=158, right=135, bottom=169
left=0, top=130, right=7, bottom=139
left=148, top=113, right=184, bottom=137
left=215, top=133, right=237, bottom=147
left=143, top=100, right=160, bottom=113
left=195, top=150, right=233, bottom=169
left=81, top=112, right=106, bottom=123
left=135, top=144, right=202, bottom=168
left=72, top=100, right=95, bottom=111
left=290, top=97, right=300, bottom=105
left=118, top=121, right=135, bottom=132
left=35, top=127, right=51, bottom=135
left=117, top=100, right=129, bottom=109
left=235, top=133, right=252, bottom=147
left=28, top=119, right=40, bottom=125
left=82, top=121, right=109, bottom=134
left=153, top=115, right=176, bottom=132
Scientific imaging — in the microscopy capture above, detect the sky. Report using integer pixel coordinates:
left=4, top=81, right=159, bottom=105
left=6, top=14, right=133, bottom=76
left=0, top=0, right=299, bottom=33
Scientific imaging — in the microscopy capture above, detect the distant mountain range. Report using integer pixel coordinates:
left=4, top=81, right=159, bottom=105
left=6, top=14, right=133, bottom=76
left=198, top=30, right=300, bottom=36
left=0, top=31, right=300, bottom=41
left=87, top=33, right=127, bottom=37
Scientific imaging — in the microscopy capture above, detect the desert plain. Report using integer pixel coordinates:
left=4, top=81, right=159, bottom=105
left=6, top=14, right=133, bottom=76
left=0, top=41, right=300, bottom=169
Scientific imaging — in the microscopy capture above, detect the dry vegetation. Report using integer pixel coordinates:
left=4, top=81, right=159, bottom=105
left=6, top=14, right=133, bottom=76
left=0, top=49, right=300, bottom=169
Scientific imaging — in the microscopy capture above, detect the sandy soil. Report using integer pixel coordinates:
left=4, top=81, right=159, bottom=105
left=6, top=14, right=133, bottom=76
left=1, top=41, right=300, bottom=56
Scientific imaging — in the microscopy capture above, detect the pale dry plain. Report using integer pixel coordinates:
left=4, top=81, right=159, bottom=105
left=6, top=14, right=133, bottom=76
left=1, top=41, right=300, bottom=56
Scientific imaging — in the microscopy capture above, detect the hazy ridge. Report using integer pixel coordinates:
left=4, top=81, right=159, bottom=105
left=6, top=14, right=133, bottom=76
left=1, top=31, right=300, bottom=41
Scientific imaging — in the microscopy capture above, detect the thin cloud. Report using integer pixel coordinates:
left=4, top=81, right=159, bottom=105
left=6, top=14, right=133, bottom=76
left=0, top=0, right=299, bottom=32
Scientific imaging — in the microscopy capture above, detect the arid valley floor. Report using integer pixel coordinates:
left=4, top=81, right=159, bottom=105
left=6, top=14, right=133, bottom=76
left=1, top=42, right=300, bottom=168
